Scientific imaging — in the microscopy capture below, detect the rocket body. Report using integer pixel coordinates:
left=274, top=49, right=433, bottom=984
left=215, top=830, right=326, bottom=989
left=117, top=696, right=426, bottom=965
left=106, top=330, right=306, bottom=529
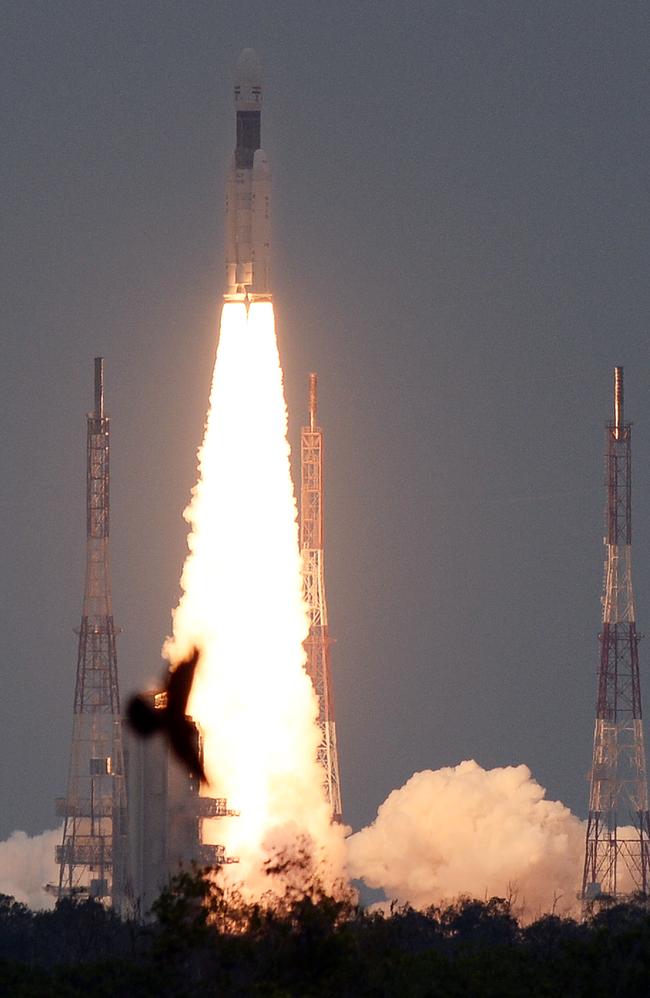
left=225, top=49, right=271, bottom=302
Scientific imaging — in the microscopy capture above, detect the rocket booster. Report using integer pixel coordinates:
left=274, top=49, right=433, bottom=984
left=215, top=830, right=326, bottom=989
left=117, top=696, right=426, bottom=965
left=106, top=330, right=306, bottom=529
left=225, top=48, right=271, bottom=302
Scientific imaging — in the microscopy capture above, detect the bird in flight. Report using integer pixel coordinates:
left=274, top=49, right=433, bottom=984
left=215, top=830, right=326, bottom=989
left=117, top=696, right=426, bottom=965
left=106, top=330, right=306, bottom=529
left=127, top=647, right=207, bottom=784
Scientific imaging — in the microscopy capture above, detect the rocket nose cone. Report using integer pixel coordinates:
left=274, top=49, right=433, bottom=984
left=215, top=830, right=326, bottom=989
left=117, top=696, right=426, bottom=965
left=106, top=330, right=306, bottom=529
left=236, top=48, right=262, bottom=86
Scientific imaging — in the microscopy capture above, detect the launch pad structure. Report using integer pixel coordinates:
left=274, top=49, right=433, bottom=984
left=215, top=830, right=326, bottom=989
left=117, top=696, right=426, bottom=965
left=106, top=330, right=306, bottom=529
left=300, top=374, right=343, bottom=821
left=54, top=359, right=130, bottom=911
left=582, top=367, right=650, bottom=903
left=54, top=359, right=239, bottom=915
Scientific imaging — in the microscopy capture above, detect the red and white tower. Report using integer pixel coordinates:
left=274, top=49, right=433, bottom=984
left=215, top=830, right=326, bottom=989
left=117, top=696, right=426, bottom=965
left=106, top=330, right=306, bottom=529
left=582, top=367, right=650, bottom=901
left=300, top=373, right=343, bottom=821
left=55, top=359, right=130, bottom=910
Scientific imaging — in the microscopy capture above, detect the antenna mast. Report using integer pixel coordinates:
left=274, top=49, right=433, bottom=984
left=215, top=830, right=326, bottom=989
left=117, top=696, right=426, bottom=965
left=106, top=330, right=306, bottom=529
left=55, top=359, right=130, bottom=910
left=582, top=367, right=650, bottom=903
left=300, top=373, right=343, bottom=820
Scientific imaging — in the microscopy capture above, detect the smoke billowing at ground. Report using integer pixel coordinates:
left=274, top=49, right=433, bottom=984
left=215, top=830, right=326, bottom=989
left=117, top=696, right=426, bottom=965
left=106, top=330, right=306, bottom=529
left=348, top=761, right=587, bottom=920
left=0, top=827, right=61, bottom=910
left=165, top=301, right=346, bottom=895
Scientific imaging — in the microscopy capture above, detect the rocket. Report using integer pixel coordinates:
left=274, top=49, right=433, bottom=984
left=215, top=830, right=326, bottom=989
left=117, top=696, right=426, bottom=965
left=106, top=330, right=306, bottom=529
left=225, top=48, right=271, bottom=304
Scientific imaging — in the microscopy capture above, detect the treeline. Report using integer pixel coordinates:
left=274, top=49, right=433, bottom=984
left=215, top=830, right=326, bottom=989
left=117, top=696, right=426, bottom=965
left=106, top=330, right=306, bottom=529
left=2, top=867, right=650, bottom=996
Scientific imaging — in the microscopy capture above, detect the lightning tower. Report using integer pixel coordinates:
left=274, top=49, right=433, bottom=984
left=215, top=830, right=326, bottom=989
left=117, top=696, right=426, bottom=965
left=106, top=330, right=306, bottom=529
left=300, top=373, right=343, bottom=820
left=55, top=359, right=130, bottom=910
left=582, top=366, right=650, bottom=901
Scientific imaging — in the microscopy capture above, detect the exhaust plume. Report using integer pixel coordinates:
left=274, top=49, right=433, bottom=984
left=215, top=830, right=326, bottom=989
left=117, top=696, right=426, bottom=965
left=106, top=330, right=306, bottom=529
left=0, top=827, right=61, bottom=910
left=165, top=301, right=346, bottom=896
left=348, top=761, right=586, bottom=920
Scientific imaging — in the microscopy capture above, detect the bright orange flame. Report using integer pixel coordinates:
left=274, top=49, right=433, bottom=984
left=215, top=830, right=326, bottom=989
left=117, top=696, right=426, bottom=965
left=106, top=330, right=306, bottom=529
left=165, top=301, right=346, bottom=895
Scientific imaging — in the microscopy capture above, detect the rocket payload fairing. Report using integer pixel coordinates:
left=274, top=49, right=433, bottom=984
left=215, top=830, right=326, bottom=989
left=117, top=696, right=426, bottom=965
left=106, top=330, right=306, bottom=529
left=225, top=48, right=271, bottom=304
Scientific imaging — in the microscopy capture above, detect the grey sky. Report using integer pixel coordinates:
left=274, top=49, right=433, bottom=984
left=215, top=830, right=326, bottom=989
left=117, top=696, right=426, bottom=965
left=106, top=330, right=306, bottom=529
left=2, top=1, right=649, bottom=841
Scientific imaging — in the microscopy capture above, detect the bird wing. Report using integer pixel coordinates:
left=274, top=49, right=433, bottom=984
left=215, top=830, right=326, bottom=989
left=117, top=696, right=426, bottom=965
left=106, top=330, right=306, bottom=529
left=169, top=718, right=207, bottom=784
left=167, top=647, right=200, bottom=720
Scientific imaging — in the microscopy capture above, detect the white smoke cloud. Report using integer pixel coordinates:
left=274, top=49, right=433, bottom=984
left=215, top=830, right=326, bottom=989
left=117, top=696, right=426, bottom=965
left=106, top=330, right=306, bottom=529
left=0, top=827, right=61, bottom=910
left=347, top=761, right=585, bottom=920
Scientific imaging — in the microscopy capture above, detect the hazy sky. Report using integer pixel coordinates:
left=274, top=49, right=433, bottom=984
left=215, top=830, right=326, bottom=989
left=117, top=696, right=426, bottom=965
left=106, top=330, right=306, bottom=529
left=2, top=1, right=650, bottom=841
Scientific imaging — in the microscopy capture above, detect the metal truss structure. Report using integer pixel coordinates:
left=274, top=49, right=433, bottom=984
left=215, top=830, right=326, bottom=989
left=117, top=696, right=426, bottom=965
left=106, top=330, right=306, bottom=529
left=300, top=373, right=343, bottom=821
left=55, top=359, right=130, bottom=911
left=582, top=367, right=650, bottom=902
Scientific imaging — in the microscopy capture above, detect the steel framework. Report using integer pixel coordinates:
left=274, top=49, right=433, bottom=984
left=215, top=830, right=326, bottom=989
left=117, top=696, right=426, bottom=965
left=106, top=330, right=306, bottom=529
left=582, top=367, right=650, bottom=902
left=55, top=359, right=130, bottom=911
left=300, top=373, right=343, bottom=820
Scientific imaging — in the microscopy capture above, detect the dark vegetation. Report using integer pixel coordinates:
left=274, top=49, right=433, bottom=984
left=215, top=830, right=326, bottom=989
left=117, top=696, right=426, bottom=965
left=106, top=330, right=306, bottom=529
left=2, top=861, right=650, bottom=997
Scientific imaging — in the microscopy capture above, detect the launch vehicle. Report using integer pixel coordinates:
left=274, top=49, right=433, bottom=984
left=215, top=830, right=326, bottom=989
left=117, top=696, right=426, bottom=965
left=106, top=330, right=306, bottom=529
left=225, top=48, right=271, bottom=305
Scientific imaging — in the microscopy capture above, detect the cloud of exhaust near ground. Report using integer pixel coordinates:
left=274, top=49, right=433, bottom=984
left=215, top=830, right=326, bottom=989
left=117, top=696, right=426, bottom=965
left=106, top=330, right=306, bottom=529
left=347, top=761, right=586, bottom=920
left=0, top=827, right=61, bottom=910
left=165, top=301, right=346, bottom=896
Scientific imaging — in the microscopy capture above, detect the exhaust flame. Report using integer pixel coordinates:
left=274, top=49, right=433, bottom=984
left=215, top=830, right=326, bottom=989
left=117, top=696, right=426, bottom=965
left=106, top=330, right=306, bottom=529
left=165, top=301, right=345, bottom=895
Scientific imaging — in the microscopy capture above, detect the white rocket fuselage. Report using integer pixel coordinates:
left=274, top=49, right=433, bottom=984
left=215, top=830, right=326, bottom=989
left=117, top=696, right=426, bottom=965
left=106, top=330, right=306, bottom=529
left=225, top=49, right=271, bottom=302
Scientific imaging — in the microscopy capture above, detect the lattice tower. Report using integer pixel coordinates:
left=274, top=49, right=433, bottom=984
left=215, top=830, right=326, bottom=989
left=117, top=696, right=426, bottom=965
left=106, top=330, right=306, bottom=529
left=55, top=359, right=130, bottom=910
left=300, top=374, right=343, bottom=820
left=582, top=367, right=650, bottom=902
